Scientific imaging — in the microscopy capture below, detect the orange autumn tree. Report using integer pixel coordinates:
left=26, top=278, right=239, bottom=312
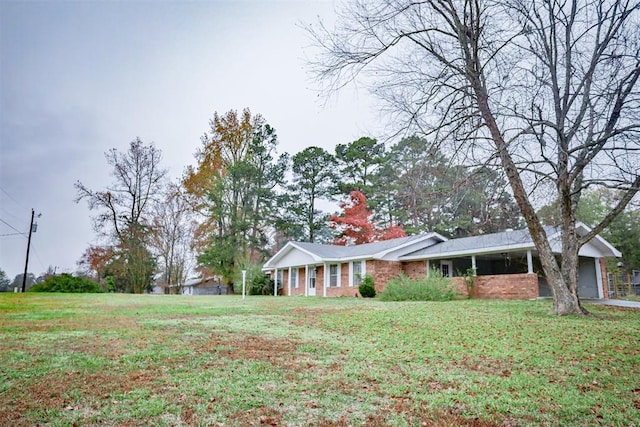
left=329, top=191, right=406, bottom=245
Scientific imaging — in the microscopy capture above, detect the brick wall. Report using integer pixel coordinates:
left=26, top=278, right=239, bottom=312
left=341, top=263, right=350, bottom=288
left=452, top=273, right=539, bottom=299
left=280, top=269, right=289, bottom=296
left=366, top=260, right=403, bottom=293
left=324, top=263, right=360, bottom=297
left=403, top=261, right=426, bottom=279
left=315, top=266, right=324, bottom=297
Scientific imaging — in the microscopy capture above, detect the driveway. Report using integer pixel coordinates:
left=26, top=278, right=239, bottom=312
left=582, top=299, right=640, bottom=309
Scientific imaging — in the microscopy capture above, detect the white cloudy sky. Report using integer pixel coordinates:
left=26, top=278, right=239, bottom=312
left=0, top=0, right=384, bottom=279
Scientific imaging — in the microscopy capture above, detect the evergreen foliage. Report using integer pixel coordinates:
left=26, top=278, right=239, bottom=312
left=0, top=269, right=10, bottom=292
left=358, top=274, right=376, bottom=298
left=250, top=274, right=274, bottom=296
left=29, top=274, right=103, bottom=293
left=380, top=272, right=457, bottom=302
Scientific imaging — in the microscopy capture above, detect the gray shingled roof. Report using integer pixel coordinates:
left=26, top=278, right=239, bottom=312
left=292, top=234, right=430, bottom=260
left=401, top=226, right=558, bottom=259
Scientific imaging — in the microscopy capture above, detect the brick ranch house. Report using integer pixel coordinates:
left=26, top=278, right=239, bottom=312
left=262, top=224, right=620, bottom=299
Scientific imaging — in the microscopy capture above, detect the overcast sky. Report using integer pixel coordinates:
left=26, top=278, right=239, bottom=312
left=0, top=0, right=384, bottom=280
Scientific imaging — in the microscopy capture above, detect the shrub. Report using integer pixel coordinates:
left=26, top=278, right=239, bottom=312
left=29, top=274, right=103, bottom=293
left=358, top=274, right=376, bottom=298
left=250, top=274, right=274, bottom=295
left=379, top=272, right=458, bottom=301
left=232, top=262, right=265, bottom=294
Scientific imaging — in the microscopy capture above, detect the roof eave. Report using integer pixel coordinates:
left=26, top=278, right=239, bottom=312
left=399, top=242, right=536, bottom=261
left=374, top=232, right=447, bottom=258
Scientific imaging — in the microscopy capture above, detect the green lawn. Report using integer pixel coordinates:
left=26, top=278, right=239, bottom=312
left=1, top=294, right=638, bottom=426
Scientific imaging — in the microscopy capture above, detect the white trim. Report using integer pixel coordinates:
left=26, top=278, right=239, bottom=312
left=440, top=260, right=453, bottom=278
left=374, top=232, right=448, bottom=258
left=349, top=261, right=353, bottom=287
left=550, top=222, right=622, bottom=258
left=274, top=268, right=279, bottom=296
left=263, top=242, right=324, bottom=269
left=305, top=265, right=309, bottom=296
left=328, top=263, right=340, bottom=287
left=307, top=266, right=317, bottom=296
left=595, top=258, right=604, bottom=299
left=400, top=242, right=536, bottom=261
left=349, top=260, right=365, bottom=287
left=323, top=263, right=328, bottom=297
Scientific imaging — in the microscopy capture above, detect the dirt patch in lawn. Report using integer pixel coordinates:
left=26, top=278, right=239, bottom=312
left=194, top=332, right=306, bottom=371
left=222, top=400, right=512, bottom=426
left=0, top=368, right=165, bottom=426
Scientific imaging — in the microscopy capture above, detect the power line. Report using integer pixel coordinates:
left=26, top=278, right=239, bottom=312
left=0, top=232, right=24, bottom=237
left=0, top=217, right=24, bottom=235
left=0, top=186, right=25, bottom=209
left=0, top=205, right=22, bottom=224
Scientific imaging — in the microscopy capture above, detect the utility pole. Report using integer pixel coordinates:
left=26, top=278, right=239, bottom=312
left=22, top=209, right=35, bottom=292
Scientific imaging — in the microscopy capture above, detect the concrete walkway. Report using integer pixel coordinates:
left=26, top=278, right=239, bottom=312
left=582, top=298, right=640, bottom=309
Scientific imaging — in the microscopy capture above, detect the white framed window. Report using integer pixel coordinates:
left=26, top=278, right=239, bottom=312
left=329, top=264, right=339, bottom=287
left=440, top=260, right=453, bottom=278
left=309, top=268, right=316, bottom=289
left=291, top=268, right=298, bottom=289
left=276, top=269, right=284, bottom=289
left=351, top=261, right=364, bottom=287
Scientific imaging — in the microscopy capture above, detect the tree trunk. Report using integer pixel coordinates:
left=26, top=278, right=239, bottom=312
left=467, top=63, right=586, bottom=315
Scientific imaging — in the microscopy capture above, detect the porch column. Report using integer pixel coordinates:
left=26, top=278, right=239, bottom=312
left=304, top=265, right=309, bottom=296
left=274, top=268, right=278, bottom=296
left=323, top=262, right=328, bottom=297
left=526, top=250, right=533, bottom=274
left=287, top=267, right=292, bottom=296
left=595, top=258, right=604, bottom=299
left=426, top=260, right=430, bottom=277
left=471, top=256, right=477, bottom=276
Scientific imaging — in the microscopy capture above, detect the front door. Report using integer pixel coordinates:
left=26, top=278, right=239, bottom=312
left=308, top=268, right=316, bottom=296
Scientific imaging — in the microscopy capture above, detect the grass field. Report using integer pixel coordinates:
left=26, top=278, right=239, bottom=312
left=1, top=294, right=639, bottom=426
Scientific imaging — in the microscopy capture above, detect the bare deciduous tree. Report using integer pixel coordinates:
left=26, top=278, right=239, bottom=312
left=306, top=0, right=640, bottom=314
left=150, top=183, right=196, bottom=293
left=75, top=138, right=167, bottom=293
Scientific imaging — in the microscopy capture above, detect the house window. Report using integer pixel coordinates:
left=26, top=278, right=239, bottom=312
left=351, top=261, right=364, bottom=287
left=329, top=264, right=339, bottom=287
left=309, top=268, right=316, bottom=289
left=276, top=270, right=284, bottom=289
left=291, top=268, right=298, bottom=289
left=440, top=261, right=453, bottom=278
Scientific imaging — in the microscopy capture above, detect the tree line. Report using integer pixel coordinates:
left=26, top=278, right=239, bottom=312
left=65, top=105, right=639, bottom=296
left=67, top=108, right=530, bottom=293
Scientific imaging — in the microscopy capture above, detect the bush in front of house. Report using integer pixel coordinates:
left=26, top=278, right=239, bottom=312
left=250, top=274, right=274, bottom=295
left=358, top=274, right=376, bottom=298
left=379, top=272, right=457, bottom=301
left=29, top=273, right=103, bottom=293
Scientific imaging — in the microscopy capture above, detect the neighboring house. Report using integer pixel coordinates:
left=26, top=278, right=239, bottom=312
left=178, top=276, right=230, bottom=296
left=262, top=224, right=621, bottom=299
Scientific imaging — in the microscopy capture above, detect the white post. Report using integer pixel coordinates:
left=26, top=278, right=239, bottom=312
left=323, top=262, right=328, bottom=297
left=426, top=260, right=430, bottom=277
left=274, top=268, right=278, bottom=296
left=526, top=250, right=533, bottom=274
left=305, top=265, right=309, bottom=296
left=287, top=267, right=292, bottom=296
left=242, top=270, right=247, bottom=300
left=471, top=255, right=477, bottom=276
